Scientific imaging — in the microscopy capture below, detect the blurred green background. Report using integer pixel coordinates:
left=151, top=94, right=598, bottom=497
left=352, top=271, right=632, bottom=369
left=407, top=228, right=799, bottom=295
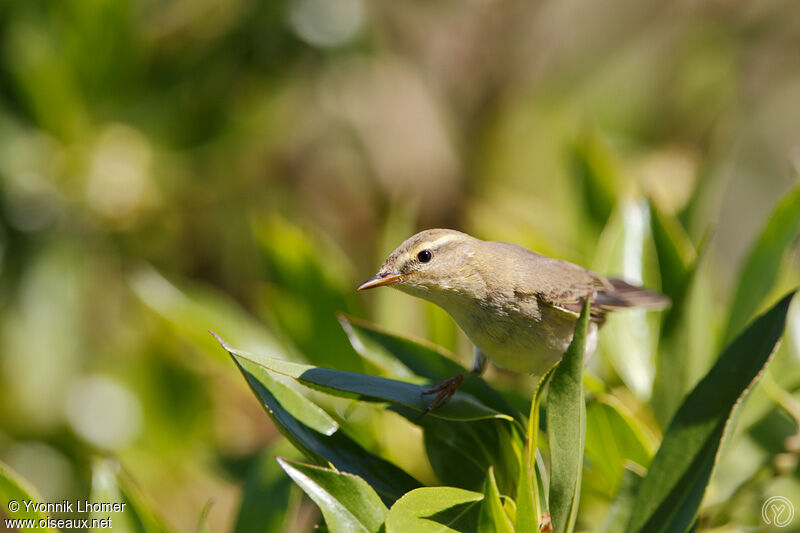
left=0, top=0, right=799, bottom=531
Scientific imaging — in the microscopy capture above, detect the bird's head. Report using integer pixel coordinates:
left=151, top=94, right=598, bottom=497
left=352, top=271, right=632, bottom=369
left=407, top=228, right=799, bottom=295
left=358, top=229, right=481, bottom=300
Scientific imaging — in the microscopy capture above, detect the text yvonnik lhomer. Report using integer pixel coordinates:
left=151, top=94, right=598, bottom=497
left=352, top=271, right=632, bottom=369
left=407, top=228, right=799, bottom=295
left=22, top=500, right=126, bottom=513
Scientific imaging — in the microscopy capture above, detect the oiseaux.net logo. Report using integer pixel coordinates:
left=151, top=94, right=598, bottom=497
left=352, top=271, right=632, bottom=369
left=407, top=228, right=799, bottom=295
left=4, top=498, right=123, bottom=529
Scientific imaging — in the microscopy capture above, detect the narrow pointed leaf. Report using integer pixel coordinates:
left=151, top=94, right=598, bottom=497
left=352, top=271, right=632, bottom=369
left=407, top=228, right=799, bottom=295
left=569, top=129, right=619, bottom=229
left=252, top=215, right=365, bottom=371
left=651, top=227, right=712, bottom=427
left=277, top=458, right=387, bottom=533
left=514, top=445, right=538, bottom=533
left=516, top=364, right=559, bottom=531
left=0, top=460, right=56, bottom=531
left=626, top=291, right=797, bottom=533
left=501, top=497, right=516, bottom=526
left=649, top=202, right=695, bottom=301
left=547, top=301, right=590, bottom=533
left=389, top=405, right=522, bottom=494
left=386, top=487, right=483, bottom=533
left=195, top=502, right=212, bottom=533
left=130, top=266, right=283, bottom=363
left=216, top=334, right=512, bottom=423
left=89, top=458, right=174, bottom=533
left=235, top=356, right=338, bottom=435
left=478, top=468, right=514, bottom=533
left=725, top=186, right=800, bottom=343
left=224, top=343, right=421, bottom=504
left=338, top=314, right=517, bottom=417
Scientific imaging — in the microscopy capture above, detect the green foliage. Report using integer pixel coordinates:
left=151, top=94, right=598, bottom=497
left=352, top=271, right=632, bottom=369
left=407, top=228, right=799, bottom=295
left=89, top=459, right=174, bottom=533
left=0, top=460, right=56, bottom=531
left=276, top=458, right=387, bottom=533
left=227, top=347, right=421, bottom=504
left=479, top=468, right=515, bottom=533
left=725, top=186, right=800, bottom=343
left=569, top=129, right=620, bottom=232
left=584, top=397, right=654, bottom=497
left=626, top=292, right=796, bottom=533
left=416, top=416, right=522, bottom=496
left=233, top=444, right=300, bottom=533
left=546, top=301, right=589, bottom=533
left=220, top=336, right=513, bottom=424
left=1, top=1, right=799, bottom=530
left=220, top=277, right=796, bottom=533
left=385, top=487, right=483, bottom=533
left=195, top=502, right=213, bottom=533
left=649, top=203, right=711, bottom=426
left=338, top=314, right=516, bottom=417
left=516, top=366, right=557, bottom=531
left=598, top=468, right=643, bottom=533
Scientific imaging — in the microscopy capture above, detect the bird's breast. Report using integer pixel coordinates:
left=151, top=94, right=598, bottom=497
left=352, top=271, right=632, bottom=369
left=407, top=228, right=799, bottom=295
left=447, top=298, right=593, bottom=375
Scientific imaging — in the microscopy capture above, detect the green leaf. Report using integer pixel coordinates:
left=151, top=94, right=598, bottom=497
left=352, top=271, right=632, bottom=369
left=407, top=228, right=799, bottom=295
left=130, top=265, right=283, bottom=364
left=649, top=201, right=695, bottom=302
left=598, top=466, right=644, bottom=533
left=478, top=468, right=514, bottom=533
left=625, top=291, right=797, bottom=533
left=277, top=458, right=388, bottom=533
left=216, top=334, right=513, bottom=423
left=0, top=460, right=56, bottom=531
left=338, top=314, right=517, bottom=418
left=252, top=215, right=365, bottom=371
left=386, top=487, right=483, bottom=533
left=225, top=346, right=421, bottom=504
left=233, top=356, right=339, bottom=436
left=416, top=416, right=522, bottom=495
left=516, top=364, right=559, bottom=531
left=650, top=224, right=712, bottom=427
left=233, top=443, right=299, bottom=533
left=89, top=458, right=174, bottom=533
left=514, top=448, right=538, bottom=533
left=195, top=501, right=212, bottom=533
left=569, top=129, right=619, bottom=229
left=547, top=301, right=590, bottom=533
left=584, top=396, right=655, bottom=497
left=725, top=186, right=800, bottom=343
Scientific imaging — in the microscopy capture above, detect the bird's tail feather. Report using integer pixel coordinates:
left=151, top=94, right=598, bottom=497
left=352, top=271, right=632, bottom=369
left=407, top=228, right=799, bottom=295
left=604, top=278, right=671, bottom=310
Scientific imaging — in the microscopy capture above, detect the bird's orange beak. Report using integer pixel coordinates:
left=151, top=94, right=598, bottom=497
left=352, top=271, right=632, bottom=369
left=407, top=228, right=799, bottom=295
left=357, top=273, right=403, bottom=290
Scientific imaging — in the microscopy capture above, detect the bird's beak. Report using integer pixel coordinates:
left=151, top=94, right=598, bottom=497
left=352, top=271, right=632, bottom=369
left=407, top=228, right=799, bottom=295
left=357, top=273, right=403, bottom=290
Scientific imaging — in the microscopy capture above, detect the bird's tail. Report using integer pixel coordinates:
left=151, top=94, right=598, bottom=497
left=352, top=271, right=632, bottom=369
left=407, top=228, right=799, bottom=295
left=605, top=278, right=671, bottom=310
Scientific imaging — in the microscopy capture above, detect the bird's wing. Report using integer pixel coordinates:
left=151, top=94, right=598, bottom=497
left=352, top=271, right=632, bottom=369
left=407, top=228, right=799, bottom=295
left=487, top=242, right=609, bottom=321
left=542, top=275, right=670, bottom=324
left=489, top=242, right=668, bottom=324
left=533, top=263, right=611, bottom=323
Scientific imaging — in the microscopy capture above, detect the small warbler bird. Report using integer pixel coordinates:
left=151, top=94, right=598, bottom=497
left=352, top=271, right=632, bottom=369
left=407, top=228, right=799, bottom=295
left=358, top=228, right=668, bottom=414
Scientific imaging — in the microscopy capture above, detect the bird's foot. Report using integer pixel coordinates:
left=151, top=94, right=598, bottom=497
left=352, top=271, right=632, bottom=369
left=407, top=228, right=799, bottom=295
left=415, top=374, right=465, bottom=421
left=539, top=512, right=552, bottom=532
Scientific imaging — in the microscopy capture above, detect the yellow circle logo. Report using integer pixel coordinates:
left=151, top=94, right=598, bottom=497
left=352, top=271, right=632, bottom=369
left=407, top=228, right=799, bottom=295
left=763, top=496, right=795, bottom=528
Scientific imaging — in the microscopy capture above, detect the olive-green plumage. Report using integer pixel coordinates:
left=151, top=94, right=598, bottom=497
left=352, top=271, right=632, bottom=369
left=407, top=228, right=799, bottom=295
left=359, top=229, right=668, bottom=376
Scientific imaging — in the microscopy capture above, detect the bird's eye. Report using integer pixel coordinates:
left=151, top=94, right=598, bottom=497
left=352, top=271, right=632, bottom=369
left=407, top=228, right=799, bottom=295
left=417, top=250, right=432, bottom=263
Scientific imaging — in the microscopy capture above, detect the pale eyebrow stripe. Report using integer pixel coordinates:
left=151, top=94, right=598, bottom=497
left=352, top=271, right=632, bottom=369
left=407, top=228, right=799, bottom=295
left=424, top=234, right=463, bottom=250
left=398, top=233, right=465, bottom=265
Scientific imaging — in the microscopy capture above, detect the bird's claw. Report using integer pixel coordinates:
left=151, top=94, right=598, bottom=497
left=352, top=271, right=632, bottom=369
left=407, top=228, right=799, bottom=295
left=415, top=374, right=465, bottom=421
left=539, top=512, right=552, bottom=532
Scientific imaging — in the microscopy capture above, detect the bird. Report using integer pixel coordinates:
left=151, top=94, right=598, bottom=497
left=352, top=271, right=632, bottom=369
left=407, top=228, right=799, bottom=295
left=357, top=228, right=669, bottom=416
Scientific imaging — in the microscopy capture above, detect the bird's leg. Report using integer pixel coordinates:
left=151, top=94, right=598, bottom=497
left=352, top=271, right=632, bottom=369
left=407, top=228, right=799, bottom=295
left=539, top=512, right=552, bottom=532
left=469, top=348, right=488, bottom=376
left=416, top=348, right=488, bottom=420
